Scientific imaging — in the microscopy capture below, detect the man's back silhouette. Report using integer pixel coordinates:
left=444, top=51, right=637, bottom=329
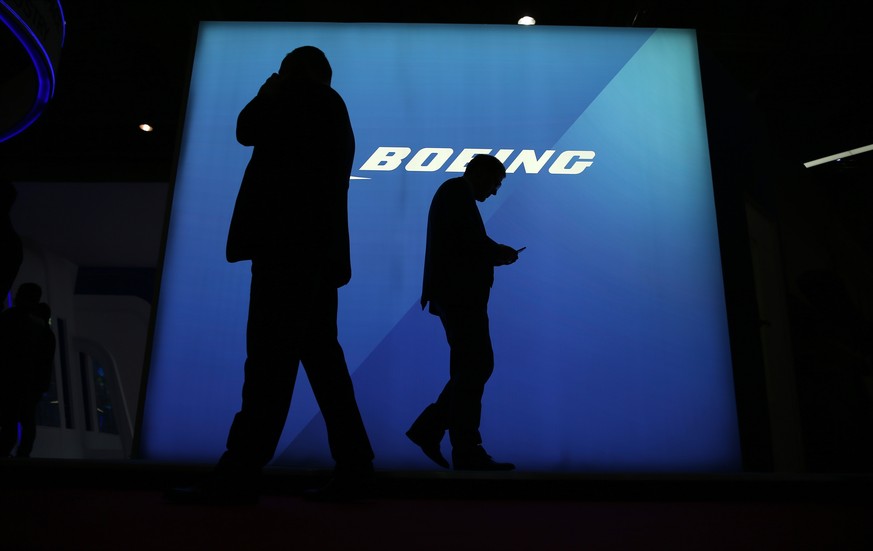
left=226, top=47, right=353, bottom=283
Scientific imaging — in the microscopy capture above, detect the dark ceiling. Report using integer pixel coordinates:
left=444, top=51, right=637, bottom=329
left=1, top=0, right=870, bottom=183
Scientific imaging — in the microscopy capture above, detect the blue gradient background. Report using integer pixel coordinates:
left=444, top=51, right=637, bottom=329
left=139, top=23, right=741, bottom=471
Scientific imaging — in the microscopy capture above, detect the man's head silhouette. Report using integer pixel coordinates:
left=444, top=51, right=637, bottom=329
left=14, top=282, right=41, bottom=307
left=279, top=46, right=332, bottom=85
left=464, top=154, right=506, bottom=202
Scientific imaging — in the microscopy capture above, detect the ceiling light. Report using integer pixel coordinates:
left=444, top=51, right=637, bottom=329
left=139, top=123, right=154, bottom=132
left=518, top=16, right=536, bottom=26
left=804, top=143, right=873, bottom=168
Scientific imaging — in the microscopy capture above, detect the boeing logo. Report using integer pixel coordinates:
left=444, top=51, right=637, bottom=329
left=352, top=147, right=595, bottom=179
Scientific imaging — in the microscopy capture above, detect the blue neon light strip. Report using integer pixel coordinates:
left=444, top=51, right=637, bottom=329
left=0, top=0, right=60, bottom=142
left=56, top=0, right=65, bottom=46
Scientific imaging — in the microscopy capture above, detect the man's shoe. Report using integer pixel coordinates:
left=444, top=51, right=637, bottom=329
left=452, top=446, right=515, bottom=471
left=406, top=428, right=450, bottom=469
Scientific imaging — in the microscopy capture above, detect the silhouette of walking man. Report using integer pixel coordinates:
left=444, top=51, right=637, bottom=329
left=407, top=154, right=520, bottom=470
left=168, top=46, right=373, bottom=504
left=0, top=284, right=56, bottom=458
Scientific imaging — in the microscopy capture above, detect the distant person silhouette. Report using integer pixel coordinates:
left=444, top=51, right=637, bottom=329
left=407, top=154, right=520, bottom=470
left=166, top=46, right=373, bottom=504
left=0, top=285, right=55, bottom=458
left=1, top=180, right=23, bottom=304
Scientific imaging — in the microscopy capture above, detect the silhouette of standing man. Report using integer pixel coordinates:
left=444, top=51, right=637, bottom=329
left=0, top=284, right=55, bottom=458
left=407, top=154, right=519, bottom=470
left=168, top=46, right=373, bottom=504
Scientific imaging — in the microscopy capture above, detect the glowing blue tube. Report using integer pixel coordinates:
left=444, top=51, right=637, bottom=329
left=0, top=1, right=64, bottom=142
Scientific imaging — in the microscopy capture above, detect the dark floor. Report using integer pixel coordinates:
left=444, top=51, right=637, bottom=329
left=2, top=460, right=872, bottom=550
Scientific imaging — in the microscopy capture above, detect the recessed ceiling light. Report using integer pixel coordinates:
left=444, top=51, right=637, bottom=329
left=518, top=16, right=536, bottom=26
left=139, top=123, right=154, bottom=132
left=804, top=143, right=873, bottom=168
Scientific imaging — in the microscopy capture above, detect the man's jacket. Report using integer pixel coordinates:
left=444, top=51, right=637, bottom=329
left=226, top=73, right=355, bottom=288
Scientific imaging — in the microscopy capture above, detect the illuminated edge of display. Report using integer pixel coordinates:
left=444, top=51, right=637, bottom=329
left=0, top=0, right=64, bottom=142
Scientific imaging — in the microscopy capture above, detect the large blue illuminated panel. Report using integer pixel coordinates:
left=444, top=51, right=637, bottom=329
left=140, top=23, right=741, bottom=471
